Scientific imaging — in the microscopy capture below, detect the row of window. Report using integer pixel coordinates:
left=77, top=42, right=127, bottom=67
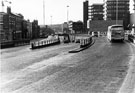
left=107, top=14, right=126, bottom=16
left=90, top=12, right=104, bottom=14
left=107, top=1, right=129, bottom=4
left=107, top=9, right=128, bottom=11
left=107, top=6, right=129, bottom=8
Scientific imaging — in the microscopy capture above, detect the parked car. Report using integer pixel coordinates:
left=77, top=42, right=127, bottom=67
left=75, top=39, right=80, bottom=43
left=92, top=31, right=99, bottom=37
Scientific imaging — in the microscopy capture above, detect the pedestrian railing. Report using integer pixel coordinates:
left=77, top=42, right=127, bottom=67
left=30, top=38, right=60, bottom=49
left=80, top=37, right=92, bottom=48
left=128, top=35, right=135, bottom=43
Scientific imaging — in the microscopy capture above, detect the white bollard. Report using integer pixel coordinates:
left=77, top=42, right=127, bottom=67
left=41, top=41, right=43, bottom=45
left=81, top=39, right=83, bottom=46
left=44, top=41, right=46, bottom=45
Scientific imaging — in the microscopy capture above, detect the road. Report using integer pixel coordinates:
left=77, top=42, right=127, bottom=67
left=1, top=37, right=135, bottom=93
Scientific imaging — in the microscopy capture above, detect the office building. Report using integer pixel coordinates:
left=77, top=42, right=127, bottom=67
left=89, top=4, right=104, bottom=20
left=104, top=0, right=130, bottom=20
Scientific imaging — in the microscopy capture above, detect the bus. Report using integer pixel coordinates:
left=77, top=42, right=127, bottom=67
left=107, top=25, right=125, bottom=42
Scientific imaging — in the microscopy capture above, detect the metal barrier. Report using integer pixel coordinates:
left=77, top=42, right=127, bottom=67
left=80, top=37, right=92, bottom=48
left=31, top=38, right=60, bottom=49
left=128, top=35, right=135, bottom=43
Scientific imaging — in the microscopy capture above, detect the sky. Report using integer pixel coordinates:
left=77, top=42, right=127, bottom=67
left=0, top=0, right=134, bottom=25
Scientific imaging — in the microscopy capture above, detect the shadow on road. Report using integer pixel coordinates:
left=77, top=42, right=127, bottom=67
left=110, top=40, right=125, bottom=44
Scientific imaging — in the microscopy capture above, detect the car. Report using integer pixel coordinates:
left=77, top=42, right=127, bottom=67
left=75, top=39, right=80, bottom=43
left=92, top=31, right=99, bottom=37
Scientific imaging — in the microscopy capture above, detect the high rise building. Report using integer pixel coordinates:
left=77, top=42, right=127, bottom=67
left=89, top=4, right=104, bottom=20
left=83, top=0, right=89, bottom=33
left=104, top=0, right=130, bottom=20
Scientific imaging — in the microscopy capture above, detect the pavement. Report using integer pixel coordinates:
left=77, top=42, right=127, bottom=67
left=1, top=36, right=135, bottom=93
left=118, top=40, right=135, bottom=93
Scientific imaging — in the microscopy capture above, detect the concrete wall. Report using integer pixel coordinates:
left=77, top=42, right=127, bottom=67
left=130, top=13, right=135, bottom=25
left=89, top=20, right=123, bottom=32
left=130, top=13, right=135, bottom=34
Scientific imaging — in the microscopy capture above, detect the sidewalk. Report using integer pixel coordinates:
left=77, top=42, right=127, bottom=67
left=118, top=43, right=135, bottom=93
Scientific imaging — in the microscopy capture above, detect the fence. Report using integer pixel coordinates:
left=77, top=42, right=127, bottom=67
left=31, top=38, right=60, bottom=49
left=80, top=37, right=92, bottom=48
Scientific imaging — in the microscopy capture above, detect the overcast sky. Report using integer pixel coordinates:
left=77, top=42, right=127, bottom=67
left=1, top=0, right=134, bottom=25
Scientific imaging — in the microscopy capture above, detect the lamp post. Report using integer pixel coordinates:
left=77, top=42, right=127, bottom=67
left=67, top=5, right=69, bottom=24
left=50, top=15, right=52, bottom=27
left=66, top=5, right=69, bottom=34
left=43, top=0, right=45, bottom=26
left=133, top=0, right=135, bottom=13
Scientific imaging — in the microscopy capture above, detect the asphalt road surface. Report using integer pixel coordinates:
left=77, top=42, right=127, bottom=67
left=1, top=37, right=135, bottom=93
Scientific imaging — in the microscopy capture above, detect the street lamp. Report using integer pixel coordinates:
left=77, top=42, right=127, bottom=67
left=67, top=5, right=69, bottom=24
left=50, top=15, right=52, bottom=27
left=43, top=0, right=45, bottom=26
left=133, top=0, right=135, bottom=13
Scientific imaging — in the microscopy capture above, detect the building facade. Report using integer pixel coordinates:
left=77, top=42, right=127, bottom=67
left=89, top=4, right=104, bottom=20
left=104, top=0, right=130, bottom=20
left=63, top=22, right=69, bottom=34
left=0, top=7, right=39, bottom=47
left=27, top=20, right=32, bottom=39
left=32, top=20, right=40, bottom=39
left=0, top=12, right=7, bottom=43
left=14, top=14, right=24, bottom=40
left=68, top=21, right=83, bottom=34
left=72, top=21, right=83, bottom=34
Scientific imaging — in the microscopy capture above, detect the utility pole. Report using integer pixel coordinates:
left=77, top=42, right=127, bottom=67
left=43, top=0, right=45, bottom=26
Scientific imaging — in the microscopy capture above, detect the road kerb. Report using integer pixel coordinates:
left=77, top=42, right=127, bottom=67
left=68, top=39, right=95, bottom=53
left=118, top=43, right=135, bottom=93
